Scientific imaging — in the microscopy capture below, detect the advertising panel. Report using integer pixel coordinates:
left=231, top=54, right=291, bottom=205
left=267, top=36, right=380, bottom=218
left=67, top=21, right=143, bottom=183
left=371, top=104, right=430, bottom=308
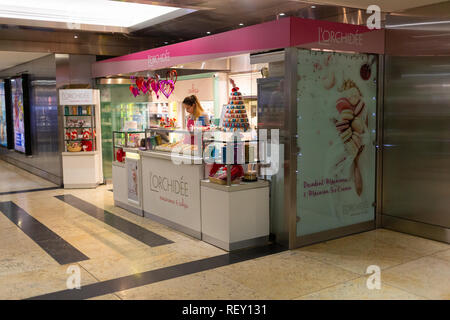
left=11, top=78, right=26, bottom=153
left=296, top=50, right=377, bottom=236
left=0, top=81, right=6, bottom=147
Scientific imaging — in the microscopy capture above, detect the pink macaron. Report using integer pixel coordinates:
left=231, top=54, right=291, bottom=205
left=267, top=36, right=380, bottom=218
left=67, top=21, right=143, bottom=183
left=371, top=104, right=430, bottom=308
left=354, top=100, right=365, bottom=117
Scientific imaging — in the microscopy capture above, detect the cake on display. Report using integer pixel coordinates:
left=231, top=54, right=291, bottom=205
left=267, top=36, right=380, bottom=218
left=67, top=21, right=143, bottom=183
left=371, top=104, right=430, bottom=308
left=222, top=82, right=249, bottom=132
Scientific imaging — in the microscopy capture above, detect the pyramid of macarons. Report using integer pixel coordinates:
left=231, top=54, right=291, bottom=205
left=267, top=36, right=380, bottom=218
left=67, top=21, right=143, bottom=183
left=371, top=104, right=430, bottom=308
left=335, top=97, right=365, bottom=157
left=222, top=86, right=249, bottom=132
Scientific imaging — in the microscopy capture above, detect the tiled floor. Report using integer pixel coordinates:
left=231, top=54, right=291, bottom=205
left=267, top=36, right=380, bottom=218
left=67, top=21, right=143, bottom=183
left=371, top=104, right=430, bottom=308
left=0, top=160, right=57, bottom=193
left=0, top=163, right=449, bottom=300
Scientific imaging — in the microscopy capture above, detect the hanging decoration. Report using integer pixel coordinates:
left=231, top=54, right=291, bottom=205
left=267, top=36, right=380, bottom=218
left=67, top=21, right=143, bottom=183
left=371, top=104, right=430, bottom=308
left=128, top=70, right=178, bottom=99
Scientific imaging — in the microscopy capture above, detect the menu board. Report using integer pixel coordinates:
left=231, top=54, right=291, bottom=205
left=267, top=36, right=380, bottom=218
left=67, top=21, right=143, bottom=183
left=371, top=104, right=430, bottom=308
left=0, top=81, right=6, bottom=147
left=11, top=78, right=26, bottom=153
left=296, top=50, right=377, bottom=236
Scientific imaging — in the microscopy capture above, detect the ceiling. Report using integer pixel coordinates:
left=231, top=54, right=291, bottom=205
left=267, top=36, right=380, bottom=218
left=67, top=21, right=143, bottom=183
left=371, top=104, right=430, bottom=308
left=124, top=0, right=450, bottom=47
left=0, top=0, right=448, bottom=69
left=295, top=0, right=449, bottom=12
left=0, top=51, right=49, bottom=72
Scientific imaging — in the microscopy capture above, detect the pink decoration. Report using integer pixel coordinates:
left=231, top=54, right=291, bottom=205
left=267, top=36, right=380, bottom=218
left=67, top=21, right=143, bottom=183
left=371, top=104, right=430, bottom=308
left=159, top=79, right=175, bottom=98
left=150, top=78, right=160, bottom=98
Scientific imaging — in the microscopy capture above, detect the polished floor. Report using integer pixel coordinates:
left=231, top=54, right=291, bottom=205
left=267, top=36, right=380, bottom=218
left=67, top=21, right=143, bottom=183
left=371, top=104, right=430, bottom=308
left=0, top=160, right=449, bottom=300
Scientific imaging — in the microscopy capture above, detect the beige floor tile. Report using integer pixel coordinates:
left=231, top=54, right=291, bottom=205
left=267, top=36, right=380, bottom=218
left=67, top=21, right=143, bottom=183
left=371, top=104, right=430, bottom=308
left=0, top=160, right=57, bottom=193
left=296, top=276, right=426, bottom=300
left=214, top=251, right=359, bottom=299
left=78, top=250, right=189, bottom=281
left=432, top=249, right=450, bottom=263
left=382, top=256, right=450, bottom=300
left=0, top=264, right=97, bottom=299
left=0, top=247, right=59, bottom=277
left=64, top=233, right=127, bottom=260
left=296, top=230, right=423, bottom=275
left=116, top=269, right=269, bottom=300
left=365, top=229, right=449, bottom=256
left=87, top=294, right=121, bottom=300
left=77, top=237, right=225, bottom=282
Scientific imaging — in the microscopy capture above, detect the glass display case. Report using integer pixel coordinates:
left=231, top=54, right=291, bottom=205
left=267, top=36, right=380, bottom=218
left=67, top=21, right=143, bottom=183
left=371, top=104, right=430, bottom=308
left=144, top=127, right=204, bottom=156
left=63, top=104, right=97, bottom=152
left=112, top=131, right=146, bottom=162
left=203, top=136, right=262, bottom=186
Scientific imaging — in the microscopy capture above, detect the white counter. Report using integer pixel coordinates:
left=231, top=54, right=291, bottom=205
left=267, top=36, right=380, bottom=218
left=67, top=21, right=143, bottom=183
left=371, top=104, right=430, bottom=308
left=140, top=150, right=205, bottom=239
left=62, top=151, right=102, bottom=188
left=201, top=179, right=270, bottom=251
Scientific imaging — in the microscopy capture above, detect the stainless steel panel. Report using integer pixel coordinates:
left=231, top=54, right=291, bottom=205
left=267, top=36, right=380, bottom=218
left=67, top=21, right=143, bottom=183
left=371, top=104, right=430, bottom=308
left=383, top=214, right=449, bottom=244
left=0, top=55, right=62, bottom=185
left=382, top=55, right=450, bottom=229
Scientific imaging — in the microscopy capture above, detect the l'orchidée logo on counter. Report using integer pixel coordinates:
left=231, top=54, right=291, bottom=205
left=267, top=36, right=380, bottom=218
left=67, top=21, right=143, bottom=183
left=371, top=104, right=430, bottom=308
left=149, top=171, right=189, bottom=197
left=147, top=50, right=171, bottom=68
left=149, top=171, right=190, bottom=209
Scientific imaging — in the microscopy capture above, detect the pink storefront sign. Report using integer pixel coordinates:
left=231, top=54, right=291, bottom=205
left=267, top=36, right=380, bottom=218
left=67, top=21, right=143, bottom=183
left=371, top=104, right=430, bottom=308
left=92, top=17, right=384, bottom=78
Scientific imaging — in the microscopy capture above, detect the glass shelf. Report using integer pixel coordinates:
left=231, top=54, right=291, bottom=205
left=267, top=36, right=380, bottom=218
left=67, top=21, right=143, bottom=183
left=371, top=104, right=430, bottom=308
left=64, top=127, right=93, bottom=129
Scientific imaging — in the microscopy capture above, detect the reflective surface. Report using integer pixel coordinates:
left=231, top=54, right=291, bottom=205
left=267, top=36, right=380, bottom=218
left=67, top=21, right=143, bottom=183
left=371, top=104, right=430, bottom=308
left=383, top=55, right=450, bottom=228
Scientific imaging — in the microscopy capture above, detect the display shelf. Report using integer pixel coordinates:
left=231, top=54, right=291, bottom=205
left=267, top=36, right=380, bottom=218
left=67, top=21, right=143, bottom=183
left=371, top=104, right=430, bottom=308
left=64, top=127, right=93, bottom=129
left=113, top=131, right=146, bottom=161
left=59, top=89, right=103, bottom=188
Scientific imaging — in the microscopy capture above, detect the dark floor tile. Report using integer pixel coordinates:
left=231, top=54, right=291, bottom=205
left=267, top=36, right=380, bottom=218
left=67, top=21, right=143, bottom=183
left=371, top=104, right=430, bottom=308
left=0, top=201, right=89, bottom=265
left=55, top=195, right=173, bottom=248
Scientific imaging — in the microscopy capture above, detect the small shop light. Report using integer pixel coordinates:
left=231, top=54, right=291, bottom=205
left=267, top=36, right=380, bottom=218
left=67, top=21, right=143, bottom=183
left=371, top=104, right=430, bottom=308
left=206, top=31, right=211, bottom=34
left=279, top=13, right=285, bottom=16
left=311, top=5, right=316, bottom=9
left=239, top=23, right=244, bottom=26
left=74, top=35, right=78, bottom=39
left=164, top=41, right=168, bottom=44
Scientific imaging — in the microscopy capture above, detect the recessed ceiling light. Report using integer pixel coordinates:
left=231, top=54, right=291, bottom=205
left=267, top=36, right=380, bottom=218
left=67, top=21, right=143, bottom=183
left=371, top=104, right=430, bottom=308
left=0, top=0, right=194, bottom=30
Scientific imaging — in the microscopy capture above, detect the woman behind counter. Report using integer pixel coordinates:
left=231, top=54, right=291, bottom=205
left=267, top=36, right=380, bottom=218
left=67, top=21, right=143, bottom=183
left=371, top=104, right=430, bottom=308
left=182, top=95, right=210, bottom=128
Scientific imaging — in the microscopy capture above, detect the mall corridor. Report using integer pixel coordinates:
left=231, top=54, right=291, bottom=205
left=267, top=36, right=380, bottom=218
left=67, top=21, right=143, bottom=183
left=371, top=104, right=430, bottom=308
left=0, top=164, right=448, bottom=300
left=0, top=0, right=449, bottom=306
left=0, top=160, right=58, bottom=194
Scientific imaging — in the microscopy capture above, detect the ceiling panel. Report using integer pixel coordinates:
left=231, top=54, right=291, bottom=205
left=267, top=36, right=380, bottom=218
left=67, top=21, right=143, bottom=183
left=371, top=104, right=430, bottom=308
left=295, top=0, right=449, bottom=12
left=0, top=51, right=50, bottom=72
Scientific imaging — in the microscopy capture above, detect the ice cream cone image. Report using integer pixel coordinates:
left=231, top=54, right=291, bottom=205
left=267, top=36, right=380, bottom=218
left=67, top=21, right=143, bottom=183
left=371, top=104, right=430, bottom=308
left=334, top=80, right=367, bottom=196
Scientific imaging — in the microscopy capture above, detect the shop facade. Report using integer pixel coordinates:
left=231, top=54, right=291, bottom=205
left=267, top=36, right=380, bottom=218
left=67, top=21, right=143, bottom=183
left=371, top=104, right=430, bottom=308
left=92, top=17, right=384, bottom=249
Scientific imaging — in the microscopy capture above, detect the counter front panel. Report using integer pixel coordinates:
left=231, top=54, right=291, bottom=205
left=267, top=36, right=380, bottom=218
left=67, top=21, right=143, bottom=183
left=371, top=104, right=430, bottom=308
left=141, top=151, right=204, bottom=239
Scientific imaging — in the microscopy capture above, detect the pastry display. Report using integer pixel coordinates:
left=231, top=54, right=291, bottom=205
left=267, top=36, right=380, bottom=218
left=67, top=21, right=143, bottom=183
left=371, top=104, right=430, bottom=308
left=154, top=141, right=199, bottom=155
left=222, top=83, right=250, bottom=132
left=208, top=164, right=244, bottom=185
left=243, top=171, right=258, bottom=182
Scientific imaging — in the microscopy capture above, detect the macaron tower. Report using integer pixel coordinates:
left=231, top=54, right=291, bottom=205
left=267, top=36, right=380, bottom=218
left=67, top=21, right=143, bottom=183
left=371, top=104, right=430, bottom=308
left=222, top=85, right=250, bottom=132
left=335, top=96, right=365, bottom=158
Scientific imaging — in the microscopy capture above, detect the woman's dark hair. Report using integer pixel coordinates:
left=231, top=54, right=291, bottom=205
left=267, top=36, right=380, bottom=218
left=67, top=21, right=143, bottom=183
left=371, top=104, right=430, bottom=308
left=182, top=95, right=198, bottom=106
left=182, top=95, right=204, bottom=119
